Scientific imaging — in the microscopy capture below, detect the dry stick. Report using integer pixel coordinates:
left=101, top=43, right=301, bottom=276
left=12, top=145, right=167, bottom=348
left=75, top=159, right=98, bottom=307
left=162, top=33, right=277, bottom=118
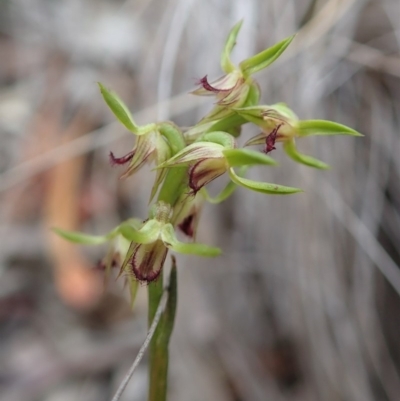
left=111, top=288, right=169, bottom=401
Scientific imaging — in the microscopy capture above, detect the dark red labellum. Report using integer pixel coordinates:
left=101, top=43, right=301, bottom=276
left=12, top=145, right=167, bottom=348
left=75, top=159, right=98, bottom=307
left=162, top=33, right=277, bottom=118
left=196, top=75, right=230, bottom=93
left=178, top=213, right=195, bottom=237
left=109, top=150, right=135, bottom=166
left=264, top=124, right=283, bottom=154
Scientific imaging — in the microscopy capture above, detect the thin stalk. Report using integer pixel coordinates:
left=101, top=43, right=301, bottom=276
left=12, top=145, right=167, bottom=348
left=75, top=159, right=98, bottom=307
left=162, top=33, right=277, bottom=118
left=147, top=124, right=183, bottom=401
left=147, top=259, right=177, bottom=401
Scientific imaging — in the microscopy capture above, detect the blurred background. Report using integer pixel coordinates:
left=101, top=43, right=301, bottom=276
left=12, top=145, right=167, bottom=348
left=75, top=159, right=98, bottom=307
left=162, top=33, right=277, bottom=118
left=1, top=0, right=400, bottom=400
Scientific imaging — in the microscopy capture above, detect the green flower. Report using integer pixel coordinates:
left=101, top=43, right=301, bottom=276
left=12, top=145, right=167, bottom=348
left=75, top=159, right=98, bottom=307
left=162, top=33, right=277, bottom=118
left=98, top=83, right=185, bottom=200
left=54, top=202, right=220, bottom=283
left=191, top=21, right=295, bottom=125
left=157, top=131, right=302, bottom=196
left=120, top=202, right=220, bottom=282
left=235, top=103, right=362, bottom=169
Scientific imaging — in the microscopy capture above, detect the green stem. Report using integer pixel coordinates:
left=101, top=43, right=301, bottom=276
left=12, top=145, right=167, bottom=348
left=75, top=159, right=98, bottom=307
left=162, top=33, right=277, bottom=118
left=147, top=259, right=177, bottom=401
left=147, top=272, right=167, bottom=401
left=147, top=123, right=183, bottom=401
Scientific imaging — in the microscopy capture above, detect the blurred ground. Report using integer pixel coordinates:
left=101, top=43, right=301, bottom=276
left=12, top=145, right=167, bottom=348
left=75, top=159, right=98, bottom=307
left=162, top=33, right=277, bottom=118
left=1, top=0, right=400, bottom=400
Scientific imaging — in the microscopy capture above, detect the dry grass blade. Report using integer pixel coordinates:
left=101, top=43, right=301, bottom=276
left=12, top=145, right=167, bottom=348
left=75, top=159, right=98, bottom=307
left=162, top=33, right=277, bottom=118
left=111, top=288, right=169, bottom=401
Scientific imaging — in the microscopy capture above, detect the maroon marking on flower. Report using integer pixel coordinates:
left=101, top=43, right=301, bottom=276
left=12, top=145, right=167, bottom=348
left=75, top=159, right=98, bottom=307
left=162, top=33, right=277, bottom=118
left=264, top=124, right=283, bottom=154
left=188, top=158, right=227, bottom=196
left=130, top=241, right=168, bottom=283
left=196, top=75, right=230, bottom=93
left=109, top=150, right=135, bottom=166
left=178, top=213, right=195, bottom=237
left=189, top=160, right=206, bottom=194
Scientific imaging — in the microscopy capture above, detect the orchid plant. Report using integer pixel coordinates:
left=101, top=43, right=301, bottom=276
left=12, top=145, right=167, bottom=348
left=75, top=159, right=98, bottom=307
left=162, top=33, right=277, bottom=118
left=54, top=21, right=361, bottom=401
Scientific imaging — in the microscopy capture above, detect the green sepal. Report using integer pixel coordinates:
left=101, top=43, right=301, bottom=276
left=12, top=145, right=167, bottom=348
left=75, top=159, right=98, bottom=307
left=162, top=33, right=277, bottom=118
left=200, top=105, right=235, bottom=125
left=239, top=35, right=295, bottom=77
left=242, top=81, right=261, bottom=107
left=297, top=120, right=362, bottom=137
left=149, top=136, right=172, bottom=202
left=201, top=181, right=237, bottom=204
left=157, top=122, right=186, bottom=155
left=233, top=106, right=265, bottom=125
left=52, top=227, right=116, bottom=245
left=119, top=241, right=136, bottom=276
left=269, top=103, right=298, bottom=122
left=223, top=148, right=277, bottom=167
left=53, top=218, right=143, bottom=245
left=184, top=122, right=215, bottom=144
left=199, top=131, right=236, bottom=148
left=206, top=114, right=248, bottom=133
left=229, top=168, right=302, bottom=195
left=161, top=224, right=221, bottom=257
left=283, top=139, right=330, bottom=169
left=120, top=219, right=161, bottom=244
left=117, top=219, right=142, bottom=238
left=98, top=83, right=139, bottom=134
left=156, top=142, right=225, bottom=169
left=221, top=20, right=243, bottom=73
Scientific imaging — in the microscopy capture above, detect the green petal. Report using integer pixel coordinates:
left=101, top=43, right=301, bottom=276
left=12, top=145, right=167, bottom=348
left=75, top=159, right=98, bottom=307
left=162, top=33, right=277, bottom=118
left=242, top=81, right=261, bottom=107
left=223, top=148, right=277, bottom=167
left=297, top=120, right=362, bottom=137
left=119, top=241, right=136, bottom=277
left=150, top=137, right=172, bottom=202
left=156, top=142, right=225, bottom=168
left=184, top=122, right=215, bottom=144
left=283, top=139, right=329, bottom=169
left=201, top=181, right=237, bottom=204
left=118, top=219, right=161, bottom=244
left=199, top=131, right=236, bottom=148
left=269, top=103, right=298, bottom=122
left=221, top=20, right=243, bottom=73
left=200, top=105, right=236, bottom=124
left=233, top=106, right=265, bottom=125
left=121, top=133, right=157, bottom=178
left=98, top=83, right=139, bottom=133
left=239, top=35, right=295, bottom=77
left=161, top=224, right=221, bottom=257
left=206, top=114, right=248, bottom=134
left=157, top=122, right=186, bottom=155
left=52, top=227, right=117, bottom=245
left=229, top=168, right=302, bottom=195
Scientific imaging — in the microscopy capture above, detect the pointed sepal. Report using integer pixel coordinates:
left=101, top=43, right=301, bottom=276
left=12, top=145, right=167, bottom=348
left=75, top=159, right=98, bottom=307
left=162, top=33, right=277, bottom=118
left=229, top=168, right=302, bottom=195
left=120, top=219, right=162, bottom=244
left=156, top=142, right=226, bottom=168
left=201, top=181, right=237, bottom=204
left=283, top=139, right=330, bottom=169
left=161, top=224, right=221, bottom=257
left=98, top=83, right=139, bottom=133
left=223, top=148, right=277, bottom=167
left=297, top=120, right=362, bottom=137
left=239, top=35, right=295, bottom=77
left=221, top=20, right=243, bottom=73
left=52, top=227, right=115, bottom=245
